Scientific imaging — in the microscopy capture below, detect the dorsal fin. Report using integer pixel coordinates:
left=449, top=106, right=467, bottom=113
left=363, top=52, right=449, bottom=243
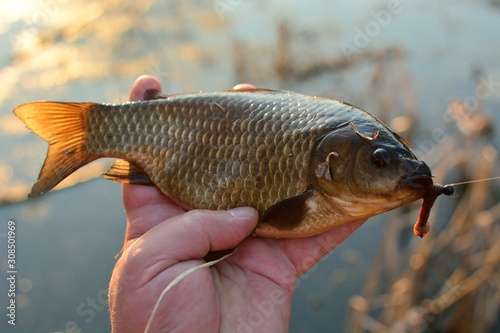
left=143, top=89, right=168, bottom=100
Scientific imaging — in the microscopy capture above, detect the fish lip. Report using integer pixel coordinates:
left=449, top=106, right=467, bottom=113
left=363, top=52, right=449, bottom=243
left=399, top=161, right=433, bottom=189
left=402, top=173, right=434, bottom=189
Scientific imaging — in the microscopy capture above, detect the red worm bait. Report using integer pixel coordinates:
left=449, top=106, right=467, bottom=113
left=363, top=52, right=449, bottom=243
left=414, top=184, right=454, bottom=237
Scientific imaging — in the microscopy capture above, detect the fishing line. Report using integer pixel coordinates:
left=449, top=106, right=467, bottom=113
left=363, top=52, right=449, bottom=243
left=446, top=176, right=500, bottom=187
left=144, top=249, right=236, bottom=333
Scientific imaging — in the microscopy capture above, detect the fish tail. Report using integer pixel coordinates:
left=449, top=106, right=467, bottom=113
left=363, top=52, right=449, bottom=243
left=14, top=102, right=99, bottom=198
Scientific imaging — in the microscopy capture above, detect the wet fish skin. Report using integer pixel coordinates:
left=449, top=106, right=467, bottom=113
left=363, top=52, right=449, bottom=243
left=14, top=89, right=433, bottom=238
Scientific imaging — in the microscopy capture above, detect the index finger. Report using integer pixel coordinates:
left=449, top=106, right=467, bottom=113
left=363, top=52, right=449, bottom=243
left=128, top=75, right=162, bottom=101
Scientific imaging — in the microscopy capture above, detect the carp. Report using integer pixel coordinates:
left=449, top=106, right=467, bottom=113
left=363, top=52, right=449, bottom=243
left=14, top=89, right=448, bottom=237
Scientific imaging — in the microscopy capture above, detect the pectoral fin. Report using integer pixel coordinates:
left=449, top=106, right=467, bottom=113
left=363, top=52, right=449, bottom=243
left=261, top=189, right=314, bottom=230
left=102, top=160, right=153, bottom=185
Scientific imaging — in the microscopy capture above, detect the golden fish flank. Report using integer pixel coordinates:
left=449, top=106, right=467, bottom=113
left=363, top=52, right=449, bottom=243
left=14, top=89, right=434, bottom=238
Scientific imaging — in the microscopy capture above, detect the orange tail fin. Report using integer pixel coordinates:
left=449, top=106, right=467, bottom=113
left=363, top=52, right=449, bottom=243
left=14, top=102, right=99, bottom=198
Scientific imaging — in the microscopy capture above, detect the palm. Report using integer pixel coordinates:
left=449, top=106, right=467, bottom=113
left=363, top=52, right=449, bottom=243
left=140, top=240, right=295, bottom=333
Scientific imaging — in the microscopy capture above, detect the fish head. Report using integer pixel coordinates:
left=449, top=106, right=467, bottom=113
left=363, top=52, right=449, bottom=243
left=311, top=121, right=432, bottom=218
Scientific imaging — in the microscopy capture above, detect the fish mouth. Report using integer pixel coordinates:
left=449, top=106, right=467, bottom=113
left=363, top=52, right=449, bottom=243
left=399, top=161, right=433, bottom=189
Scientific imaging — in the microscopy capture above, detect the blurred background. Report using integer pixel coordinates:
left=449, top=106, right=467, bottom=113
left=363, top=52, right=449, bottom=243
left=0, top=0, right=499, bottom=332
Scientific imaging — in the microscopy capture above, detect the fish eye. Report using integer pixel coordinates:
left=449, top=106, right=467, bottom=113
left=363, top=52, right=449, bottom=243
left=370, top=148, right=391, bottom=168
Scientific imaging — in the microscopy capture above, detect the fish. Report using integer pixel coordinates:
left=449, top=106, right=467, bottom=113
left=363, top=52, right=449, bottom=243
left=14, top=89, right=443, bottom=238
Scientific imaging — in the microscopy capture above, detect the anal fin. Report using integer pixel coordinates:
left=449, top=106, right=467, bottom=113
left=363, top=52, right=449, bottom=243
left=102, top=160, right=153, bottom=185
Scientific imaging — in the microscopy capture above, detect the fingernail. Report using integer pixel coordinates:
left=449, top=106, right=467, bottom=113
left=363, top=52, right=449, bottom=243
left=228, top=207, right=256, bottom=218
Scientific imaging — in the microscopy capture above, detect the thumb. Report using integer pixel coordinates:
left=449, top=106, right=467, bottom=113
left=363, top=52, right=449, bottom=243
left=123, top=207, right=259, bottom=270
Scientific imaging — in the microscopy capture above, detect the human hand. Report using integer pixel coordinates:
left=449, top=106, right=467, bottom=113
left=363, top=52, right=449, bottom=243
left=108, top=75, right=366, bottom=333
